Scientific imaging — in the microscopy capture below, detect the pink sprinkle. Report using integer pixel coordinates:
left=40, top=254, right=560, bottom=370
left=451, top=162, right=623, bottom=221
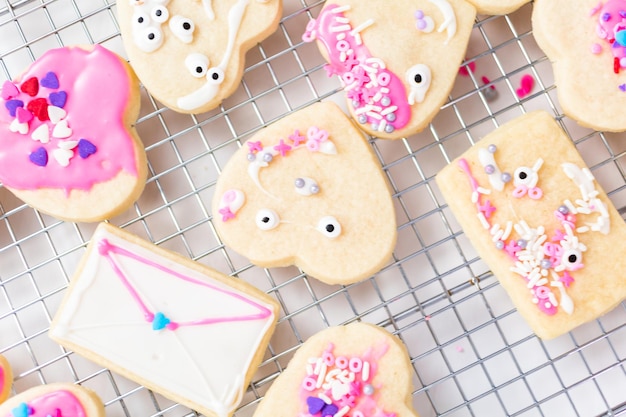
left=456, top=346, right=464, bottom=353
left=591, top=43, right=602, bottom=54
left=458, top=60, right=476, bottom=76
left=247, top=141, right=263, bottom=153
left=516, top=74, right=535, bottom=98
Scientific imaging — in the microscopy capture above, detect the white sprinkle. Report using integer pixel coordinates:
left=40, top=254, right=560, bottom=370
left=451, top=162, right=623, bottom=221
left=330, top=24, right=351, bottom=32
left=535, top=278, right=548, bottom=287
left=548, top=292, right=558, bottom=307
left=541, top=268, right=548, bottom=277
left=502, top=221, right=513, bottom=241
left=306, top=364, right=314, bottom=376
left=564, top=199, right=578, bottom=214
left=319, top=393, right=332, bottom=404
left=325, top=369, right=341, bottom=382
left=380, top=87, right=390, bottom=94
left=351, top=18, right=375, bottom=35
left=316, top=363, right=327, bottom=388
left=378, top=119, right=387, bottom=132
left=332, top=5, right=351, bottom=13
left=314, top=358, right=322, bottom=374
left=336, top=33, right=346, bottom=41
left=583, top=167, right=595, bottom=181
left=362, top=361, right=370, bottom=381
left=477, top=187, right=491, bottom=195
left=492, top=229, right=504, bottom=242
left=554, top=265, right=565, bottom=272
left=381, top=105, right=398, bottom=116
left=354, top=33, right=362, bottom=45
left=335, top=406, right=351, bottom=417
left=365, top=57, right=386, bottom=69
left=478, top=212, right=490, bottom=229
left=372, top=92, right=383, bottom=103
left=366, top=111, right=383, bottom=120
left=471, top=191, right=479, bottom=204
left=340, top=51, right=347, bottom=62
left=576, top=226, right=590, bottom=233
left=335, top=17, right=350, bottom=24
left=354, top=106, right=369, bottom=115
left=490, top=223, right=501, bottom=235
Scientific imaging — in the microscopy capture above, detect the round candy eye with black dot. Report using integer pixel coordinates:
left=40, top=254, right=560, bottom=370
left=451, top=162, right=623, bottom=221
left=255, top=209, right=280, bottom=231
left=513, top=166, right=538, bottom=188
left=207, top=67, right=225, bottom=85
left=561, top=249, right=583, bottom=270
left=169, top=15, right=195, bottom=43
left=133, top=11, right=150, bottom=28
left=185, top=53, right=210, bottom=78
left=135, top=27, right=163, bottom=53
left=151, top=6, right=169, bottom=23
left=316, top=216, right=341, bottom=239
left=405, top=63, right=432, bottom=104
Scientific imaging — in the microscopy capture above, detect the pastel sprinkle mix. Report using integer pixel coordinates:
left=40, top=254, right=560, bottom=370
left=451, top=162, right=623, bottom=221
left=5, top=99, right=24, bottom=117
left=78, top=139, right=97, bottom=159
left=40, top=71, right=60, bottom=89
left=1, top=80, right=19, bottom=100
left=49, top=91, right=68, bottom=108
left=29, top=147, right=48, bottom=167
left=11, top=402, right=31, bottom=417
left=27, top=98, right=50, bottom=121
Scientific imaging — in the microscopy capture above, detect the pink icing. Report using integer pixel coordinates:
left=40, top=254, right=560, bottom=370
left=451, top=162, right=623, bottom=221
left=594, top=1, right=626, bottom=68
left=0, top=366, right=4, bottom=393
left=0, top=45, right=138, bottom=192
left=303, top=5, right=410, bottom=134
left=97, top=238, right=273, bottom=331
left=3, top=390, right=87, bottom=417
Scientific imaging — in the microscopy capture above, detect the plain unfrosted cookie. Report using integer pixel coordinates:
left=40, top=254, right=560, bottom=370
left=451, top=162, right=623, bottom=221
left=117, top=0, right=282, bottom=114
left=302, top=0, right=475, bottom=140
left=466, top=0, right=529, bottom=15
left=0, top=45, right=147, bottom=222
left=254, top=323, right=419, bottom=417
left=0, top=355, right=12, bottom=404
left=533, top=0, right=626, bottom=131
left=0, top=383, right=104, bottom=417
left=436, top=111, right=626, bottom=339
left=212, top=102, right=397, bottom=285
left=49, top=222, right=279, bottom=417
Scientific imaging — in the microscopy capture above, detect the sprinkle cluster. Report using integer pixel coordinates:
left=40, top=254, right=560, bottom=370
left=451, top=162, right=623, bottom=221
left=301, top=344, right=394, bottom=417
left=459, top=144, right=611, bottom=316
left=2, top=72, right=97, bottom=168
left=246, top=126, right=335, bottom=164
left=592, top=0, right=626, bottom=78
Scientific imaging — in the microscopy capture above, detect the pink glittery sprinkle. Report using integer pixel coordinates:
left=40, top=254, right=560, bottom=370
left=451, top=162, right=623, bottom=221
left=560, top=271, right=575, bottom=287
left=247, top=141, right=263, bottom=153
left=478, top=200, right=496, bottom=218
left=591, top=43, right=603, bottom=54
left=273, top=139, right=292, bottom=156
left=288, top=130, right=306, bottom=147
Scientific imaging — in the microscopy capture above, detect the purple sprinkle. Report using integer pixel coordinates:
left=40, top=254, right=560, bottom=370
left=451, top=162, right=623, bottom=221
left=501, top=172, right=512, bottom=183
left=540, top=259, right=552, bottom=270
left=484, top=164, right=495, bottom=175
left=602, top=12, right=611, bottom=21
left=5, top=99, right=24, bottom=117
left=40, top=71, right=60, bottom=89
left=516, top=239, right=528, bottom=249
left=29, top=147, right=48, bottom=167
left=488, top=144, right=497, bottom=153
left=78, top=139, right=97, bottom=159
left=558, top=205, right=569, bottom=215
left=307, top=397, right=325, bottom=415
left=416, top=19, right=426, bottom=30
left=495, top=240, right=505, bottom=250
left=620, top=84, right=626, bottom=92
left=321, top=404, right=339, bottom=417
left=415, top=10, right=424, bottom=19
left=49, top=91, right=67, bottom=108
left=620, top=10, right=626, bottom=18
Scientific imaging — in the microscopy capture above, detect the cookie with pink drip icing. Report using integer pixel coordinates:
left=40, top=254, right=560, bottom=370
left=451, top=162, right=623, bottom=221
left=0, top=45, right=147, bottom=222
left=533, top=0, right=626, bottom=131
left=0, top=383, right=104, bottom=417
left=253, top=323, right=420, bottom=417
left=302, top=0, right=475, bottom=140
left=0, top=355, right=12, bottom=404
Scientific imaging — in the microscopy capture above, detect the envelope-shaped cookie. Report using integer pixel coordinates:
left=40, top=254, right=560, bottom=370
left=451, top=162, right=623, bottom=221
left=254, top=323, right=419, bottom=417
left=436, top=111, right=626, bottom=339
left=50, top=223, right=279, bottom=417
left=302, top=0, right=475, bottom=139
left=117, top=0, right=282, bottom=114
left=212, top=102, right=397, bottom=285
left=533, top=0, right=626, bottom=131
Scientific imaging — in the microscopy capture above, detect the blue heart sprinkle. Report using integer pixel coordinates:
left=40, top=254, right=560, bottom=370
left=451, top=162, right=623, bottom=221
left=78, top=139, right=97, bottom=159
left=40, top=71, right=60, bottom=89
left=11, top=403, right=31, bottom=417
left=321, top=404, right=338, bottom=417
left=616, top=30, right=626, bottom=47
left=49, top=91, right=67, bottom=108
left=29, top=147, right=48, bottom=167
left=152, top=312, right=171, bottom=331
left=5, top=99, right=24, bottom=117
left=307, top=397, right=325, bottom=415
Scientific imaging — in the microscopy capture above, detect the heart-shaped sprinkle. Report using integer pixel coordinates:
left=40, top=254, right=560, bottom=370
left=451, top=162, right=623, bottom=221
left=31, top=124, right=50, bottom=143
left=29, top=147, right=48, bottom=166
left=1, top=80, right=19, bottom=100
left=330, top=380, right=350, bottom=401
left=9, top=119, right=28, bottom=135
left=619, top=84, right=626, bottom=92
left=20, top=77, right=39, bottom=97
left=78, top=139, right=97, bottom=159
left=47, top=105, right=67, bottom=124
left=5, top=99, right=24, bottom=117
left=11, top=402, right=31, bottom=417
left=53, top=148, right=74, bottom=167
left=58, top=140, right=78, bottom=150
left=321, top=404, right=338, bottom=417
left=307, top=397, right=325, bottom=415
left=40, top=71, right=60, bottom=89
left=27, top=98, right=49, bottom=121
left=52, top=120, right=72, bottom=139
left=16, top=107, right=33, bottom=124
left=49, top=91, right=67, bottom=108
left=152, top=312, right=171, bottom=331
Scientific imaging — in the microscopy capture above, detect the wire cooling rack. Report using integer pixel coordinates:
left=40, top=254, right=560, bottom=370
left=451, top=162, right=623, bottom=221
left=1, top=1, right=626, bottom=416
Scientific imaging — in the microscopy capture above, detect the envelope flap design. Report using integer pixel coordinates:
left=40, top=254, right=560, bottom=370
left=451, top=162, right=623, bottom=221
left=50, top=224, right=279, bottom=417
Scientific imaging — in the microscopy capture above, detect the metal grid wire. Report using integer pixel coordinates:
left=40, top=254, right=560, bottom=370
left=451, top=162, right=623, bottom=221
left=1, top=1, right=626, bottom=416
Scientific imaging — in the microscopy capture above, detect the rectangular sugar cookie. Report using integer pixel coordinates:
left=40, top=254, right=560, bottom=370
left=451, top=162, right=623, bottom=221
left=436, top=111, right=626, bottom=339
left=50, top=223, right=279, bottom=417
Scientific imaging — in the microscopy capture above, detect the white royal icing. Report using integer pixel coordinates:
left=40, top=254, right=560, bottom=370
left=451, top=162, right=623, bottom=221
left=50, top=226, right=276, bottom=417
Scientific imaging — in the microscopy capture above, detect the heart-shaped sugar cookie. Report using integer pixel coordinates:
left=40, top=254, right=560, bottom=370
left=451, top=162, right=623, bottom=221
left=212, top=102, right=397, bottom=285
left=253, top=323, right=420, bottom=417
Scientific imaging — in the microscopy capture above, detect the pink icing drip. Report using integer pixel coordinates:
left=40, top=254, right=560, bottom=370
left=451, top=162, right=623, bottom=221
left=303, top=5, right=410, bottom=131
left=2, top=390, right=86, bottom=417
left=97, top=239, right=272, bottom=329
left=0, top=45, right=138, bottom=192
left=0, top=366, right=4, bottom=393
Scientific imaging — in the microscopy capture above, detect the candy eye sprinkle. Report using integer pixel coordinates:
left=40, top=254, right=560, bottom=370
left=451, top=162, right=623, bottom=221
left=316, top=216, right=341, bottom=239
left=151, top=5, right=169, bottom=23
left=405, top=63, right=432, bottom=105
left=169, top=15, right=195, bottom=43
left=255, top=209, right=280, bottom=231
left=133, top=11, right=150, bottom=28
left=207, top=67, right=225, bottom=85
left=184, top=53, right=210, bottom=78
left=561, top=248, right=583, bottom=271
